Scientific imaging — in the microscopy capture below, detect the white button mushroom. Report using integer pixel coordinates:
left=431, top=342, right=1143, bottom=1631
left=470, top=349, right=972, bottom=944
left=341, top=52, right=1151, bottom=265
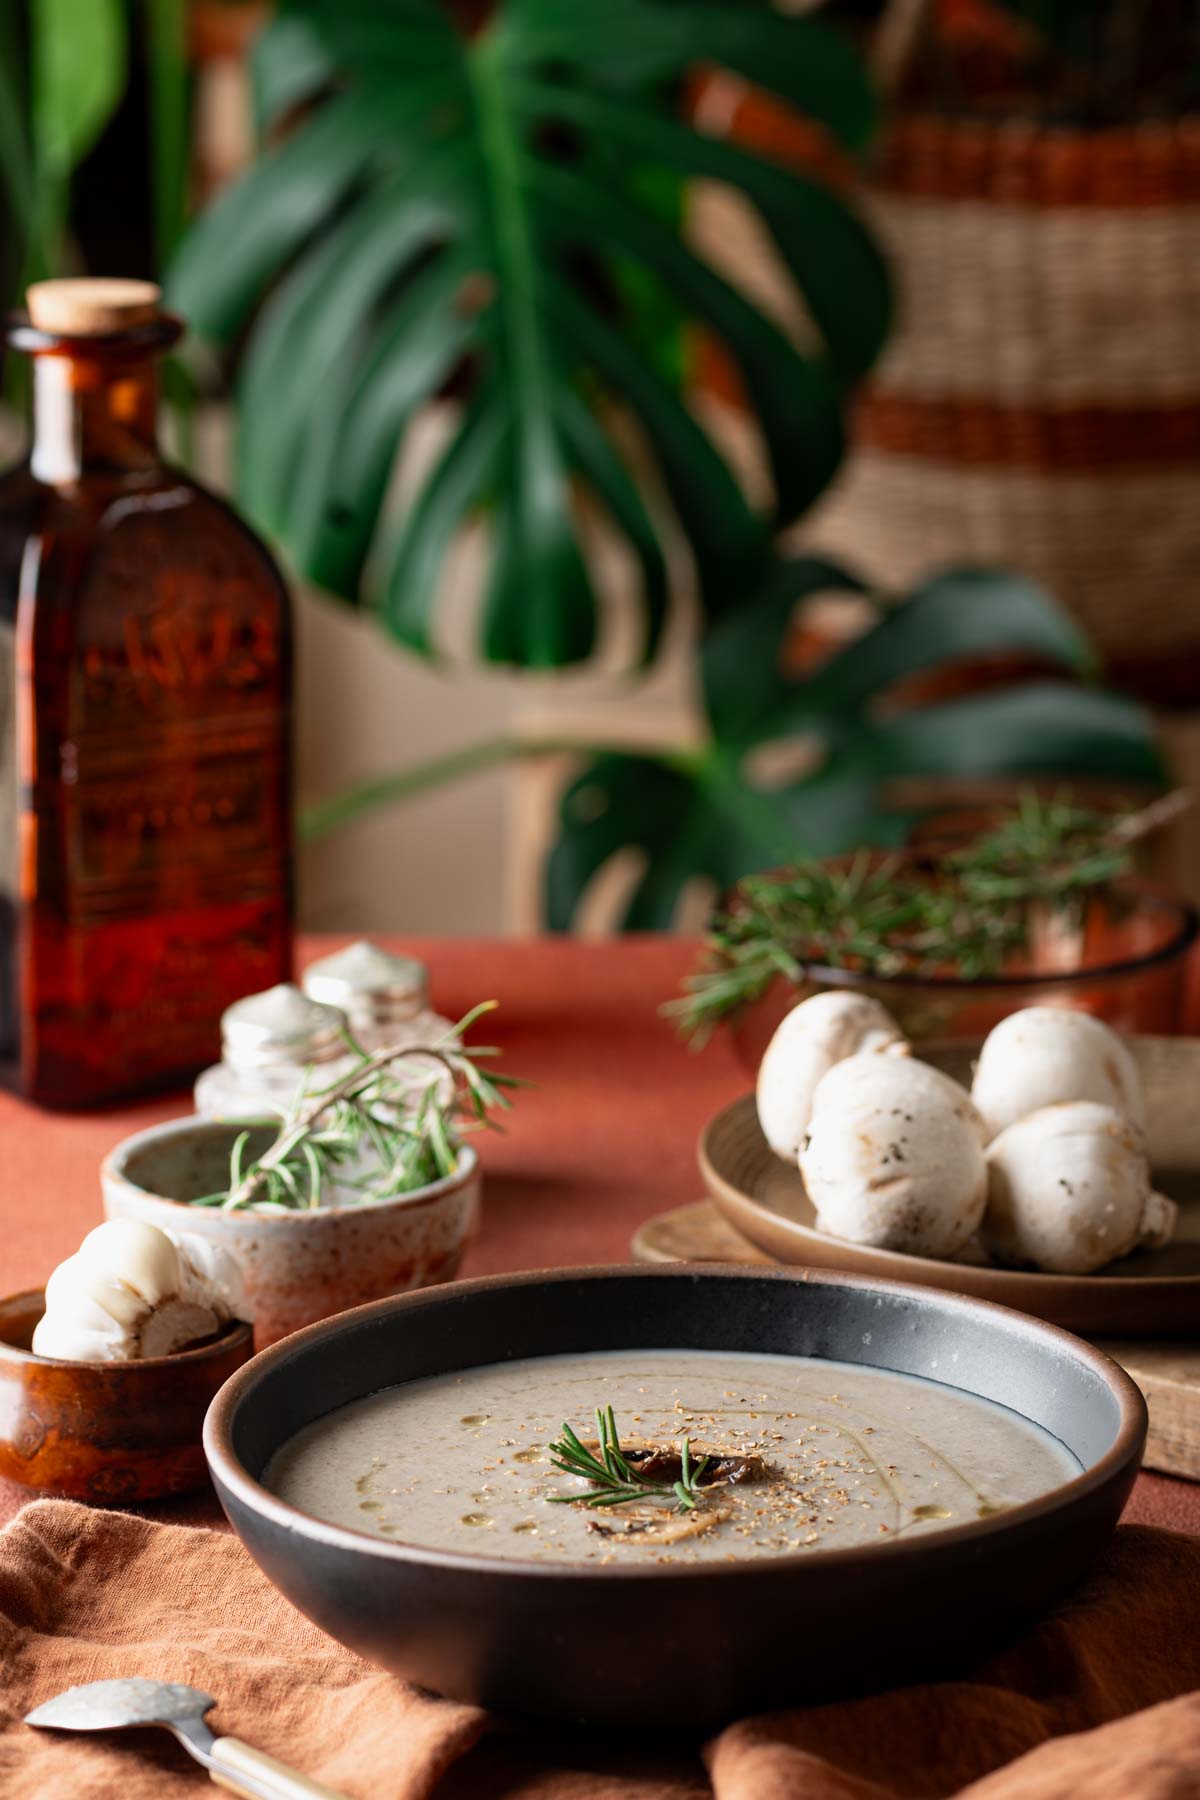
left=756, top=991, right=909, bottom=1163
left=799, top=1055, right=987, bottom=1259
left=31, top=1219, right=249, bottom=1362
left=983, top=1100, right=1176, bottom=1274
left=970, top=1007, right=1144, bottom=1141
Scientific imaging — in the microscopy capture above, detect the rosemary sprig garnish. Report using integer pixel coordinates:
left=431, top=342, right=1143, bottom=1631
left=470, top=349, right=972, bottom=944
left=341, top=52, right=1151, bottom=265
left=191, top=1001, right=525, bottom=1212
left=668, top=790, right=1190, bottom=1042
left=546, top=1406, right=710, bottom=1513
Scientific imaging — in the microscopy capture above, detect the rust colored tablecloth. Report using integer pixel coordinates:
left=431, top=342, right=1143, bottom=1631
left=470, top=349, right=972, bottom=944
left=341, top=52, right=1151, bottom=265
left=2, top=1500, right=1200, bottom=1799
left=0, top=938, right=1197, bottom=1796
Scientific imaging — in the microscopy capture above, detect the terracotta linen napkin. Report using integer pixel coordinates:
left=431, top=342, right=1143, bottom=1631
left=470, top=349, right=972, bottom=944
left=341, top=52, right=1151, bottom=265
left=2, top=1501, right=1199, bottom=1800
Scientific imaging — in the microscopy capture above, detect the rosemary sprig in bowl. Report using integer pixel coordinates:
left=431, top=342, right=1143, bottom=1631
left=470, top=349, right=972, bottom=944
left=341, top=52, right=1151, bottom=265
left=191, top=1001, right=524, bottom=1213
left=547, top=1407, right=710, bottom=1514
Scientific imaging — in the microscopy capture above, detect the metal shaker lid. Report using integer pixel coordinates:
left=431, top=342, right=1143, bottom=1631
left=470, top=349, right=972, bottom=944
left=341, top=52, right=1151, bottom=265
left=221, top=983, right=349, bottom=1070
left=302, top=941, right=428, bottom=1027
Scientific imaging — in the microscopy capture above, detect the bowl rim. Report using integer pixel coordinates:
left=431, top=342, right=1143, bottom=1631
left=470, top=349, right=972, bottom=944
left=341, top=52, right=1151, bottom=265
left=0, top=1289, right=254, bottom=1370
left=101, top=1117, right=479, bottom=1221
left=204, top=1263, right=1146, bottom=1585
left=782, top=884, right=1198, bottom=996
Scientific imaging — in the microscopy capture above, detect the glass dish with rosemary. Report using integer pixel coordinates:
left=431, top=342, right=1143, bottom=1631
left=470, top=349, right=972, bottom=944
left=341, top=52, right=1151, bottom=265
left=265, top=1348, right=1079, bottom=1565
left=670, top=791, right=1196, bottom=1049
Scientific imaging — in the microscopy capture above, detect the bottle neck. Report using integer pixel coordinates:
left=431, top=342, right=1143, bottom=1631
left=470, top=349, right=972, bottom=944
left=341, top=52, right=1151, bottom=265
left=29, top=352, right=161, bottom=485
left=8, top=314, right=180, bottom=487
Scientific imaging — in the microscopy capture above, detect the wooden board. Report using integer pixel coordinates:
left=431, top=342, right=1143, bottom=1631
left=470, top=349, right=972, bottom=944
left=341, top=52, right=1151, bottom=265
left=1099, top=1339, right=1200, bottom=1483
left=630, top=1200, right=1200, bottom=1483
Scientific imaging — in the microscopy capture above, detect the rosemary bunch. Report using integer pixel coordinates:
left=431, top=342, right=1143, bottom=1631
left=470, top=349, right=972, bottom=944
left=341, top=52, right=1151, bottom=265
left=670, top=791, right=1189, bottom=1041
left=192, top=1001, right=522, bottom=1212
left=947, top=792, right=1132, bottom=909
left=547, top=1407, right=710, bottom=1513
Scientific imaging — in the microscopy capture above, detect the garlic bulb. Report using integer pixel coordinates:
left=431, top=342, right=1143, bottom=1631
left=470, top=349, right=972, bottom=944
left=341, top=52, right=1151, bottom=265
left=983, top=1101, right=1176, bottom=1274
left=32, top=1220, right=248, bottom=1362
left=970, top=1007, right=1144, bottom=1141
left=800, top=1055, right=987, bottom=1259
left=756, top=992, right=909, bottom=1163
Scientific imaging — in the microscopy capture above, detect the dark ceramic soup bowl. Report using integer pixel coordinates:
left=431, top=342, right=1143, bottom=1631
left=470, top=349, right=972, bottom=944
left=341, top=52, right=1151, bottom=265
left=204, top=1266, right=1145, bottom=1730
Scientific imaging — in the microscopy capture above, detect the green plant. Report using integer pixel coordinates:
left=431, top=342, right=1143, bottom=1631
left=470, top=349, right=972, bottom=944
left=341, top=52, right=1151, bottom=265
left=167, top=0, right=890, bottom=668
left=300, top=562, right=1164, bottom=929
left=163, top=2, right=1165, bottom=928
left=0, top=0, right=189, bottom=302
left=0, top=0, right=124, bottom=295
left=542, top=566, right=1164, bottom=927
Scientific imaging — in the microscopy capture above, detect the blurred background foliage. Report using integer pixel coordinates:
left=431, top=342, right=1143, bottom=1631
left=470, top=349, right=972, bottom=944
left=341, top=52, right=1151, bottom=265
left=0, top=0, right=188, bottom=297
left=0, top=0, right=1183, bottom=929
left=166, top=0, right=891, bottom=670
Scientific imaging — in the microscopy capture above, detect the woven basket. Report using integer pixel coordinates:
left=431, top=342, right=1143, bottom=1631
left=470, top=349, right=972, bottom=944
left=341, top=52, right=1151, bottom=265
left=811, top=110, right=1200, bottom=708
left=691, top=28, right=1200, bottom=708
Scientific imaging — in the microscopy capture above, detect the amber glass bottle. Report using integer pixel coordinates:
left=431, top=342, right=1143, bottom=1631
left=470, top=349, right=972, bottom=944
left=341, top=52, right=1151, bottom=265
left=0, top=279, right=292, bottom=1106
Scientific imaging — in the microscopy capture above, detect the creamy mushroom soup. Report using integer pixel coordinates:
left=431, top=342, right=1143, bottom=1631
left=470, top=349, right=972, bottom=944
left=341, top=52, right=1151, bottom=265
left=266, top=1349, right=1080, bottom=1565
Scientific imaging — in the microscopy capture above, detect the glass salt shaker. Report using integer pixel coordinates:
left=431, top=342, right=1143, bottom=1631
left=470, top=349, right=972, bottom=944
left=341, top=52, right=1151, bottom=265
left=302, top=941, right=456, bottom=1106
left=194, top=983, right=354, bottom=1119
left=302, top=941, right=430, bottom=1046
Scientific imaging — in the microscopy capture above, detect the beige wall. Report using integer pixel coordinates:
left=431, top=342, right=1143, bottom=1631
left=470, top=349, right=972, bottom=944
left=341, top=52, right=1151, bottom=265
left=293, top=583, right=700, bottom=936
left=294, top=591, right=521, bottom=935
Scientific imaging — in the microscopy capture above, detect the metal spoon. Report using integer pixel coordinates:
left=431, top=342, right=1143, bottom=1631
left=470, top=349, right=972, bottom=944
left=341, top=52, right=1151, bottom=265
left=25, top=1677, right=348, bottom=1799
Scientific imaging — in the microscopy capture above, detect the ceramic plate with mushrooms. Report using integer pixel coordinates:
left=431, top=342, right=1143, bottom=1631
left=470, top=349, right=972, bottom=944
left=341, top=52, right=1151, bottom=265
left=757, top=994, right=1178, bottom=1275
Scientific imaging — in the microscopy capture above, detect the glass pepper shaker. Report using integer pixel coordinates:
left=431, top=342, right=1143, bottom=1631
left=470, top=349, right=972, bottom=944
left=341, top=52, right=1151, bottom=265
left=194, top=982, right=353, bottom=1119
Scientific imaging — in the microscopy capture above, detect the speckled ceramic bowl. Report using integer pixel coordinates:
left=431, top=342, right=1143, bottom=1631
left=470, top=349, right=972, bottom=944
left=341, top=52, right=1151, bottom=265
left=101, top=1118, right=480, bottom=1348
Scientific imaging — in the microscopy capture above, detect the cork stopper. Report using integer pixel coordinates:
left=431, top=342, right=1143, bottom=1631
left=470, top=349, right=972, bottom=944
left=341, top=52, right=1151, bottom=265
left=25, top=278, right=162, bottom=336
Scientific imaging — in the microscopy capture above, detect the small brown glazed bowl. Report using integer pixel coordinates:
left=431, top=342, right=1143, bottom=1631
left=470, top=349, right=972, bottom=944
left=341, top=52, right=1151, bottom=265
left=0, top=1289, right=252, bottom=1502
left=101, top=1117, right=481, bottom=1347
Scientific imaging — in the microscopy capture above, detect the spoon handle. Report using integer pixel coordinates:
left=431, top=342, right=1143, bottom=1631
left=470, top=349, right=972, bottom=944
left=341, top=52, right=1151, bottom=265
left=208, top=1734, right=349, bottom=1800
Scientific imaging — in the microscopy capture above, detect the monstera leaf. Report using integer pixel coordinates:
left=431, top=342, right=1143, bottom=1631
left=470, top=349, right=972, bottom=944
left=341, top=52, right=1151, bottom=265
left=166, top=0, right=889, bottom=667
left=545, top=566, right=1165, bottom=927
